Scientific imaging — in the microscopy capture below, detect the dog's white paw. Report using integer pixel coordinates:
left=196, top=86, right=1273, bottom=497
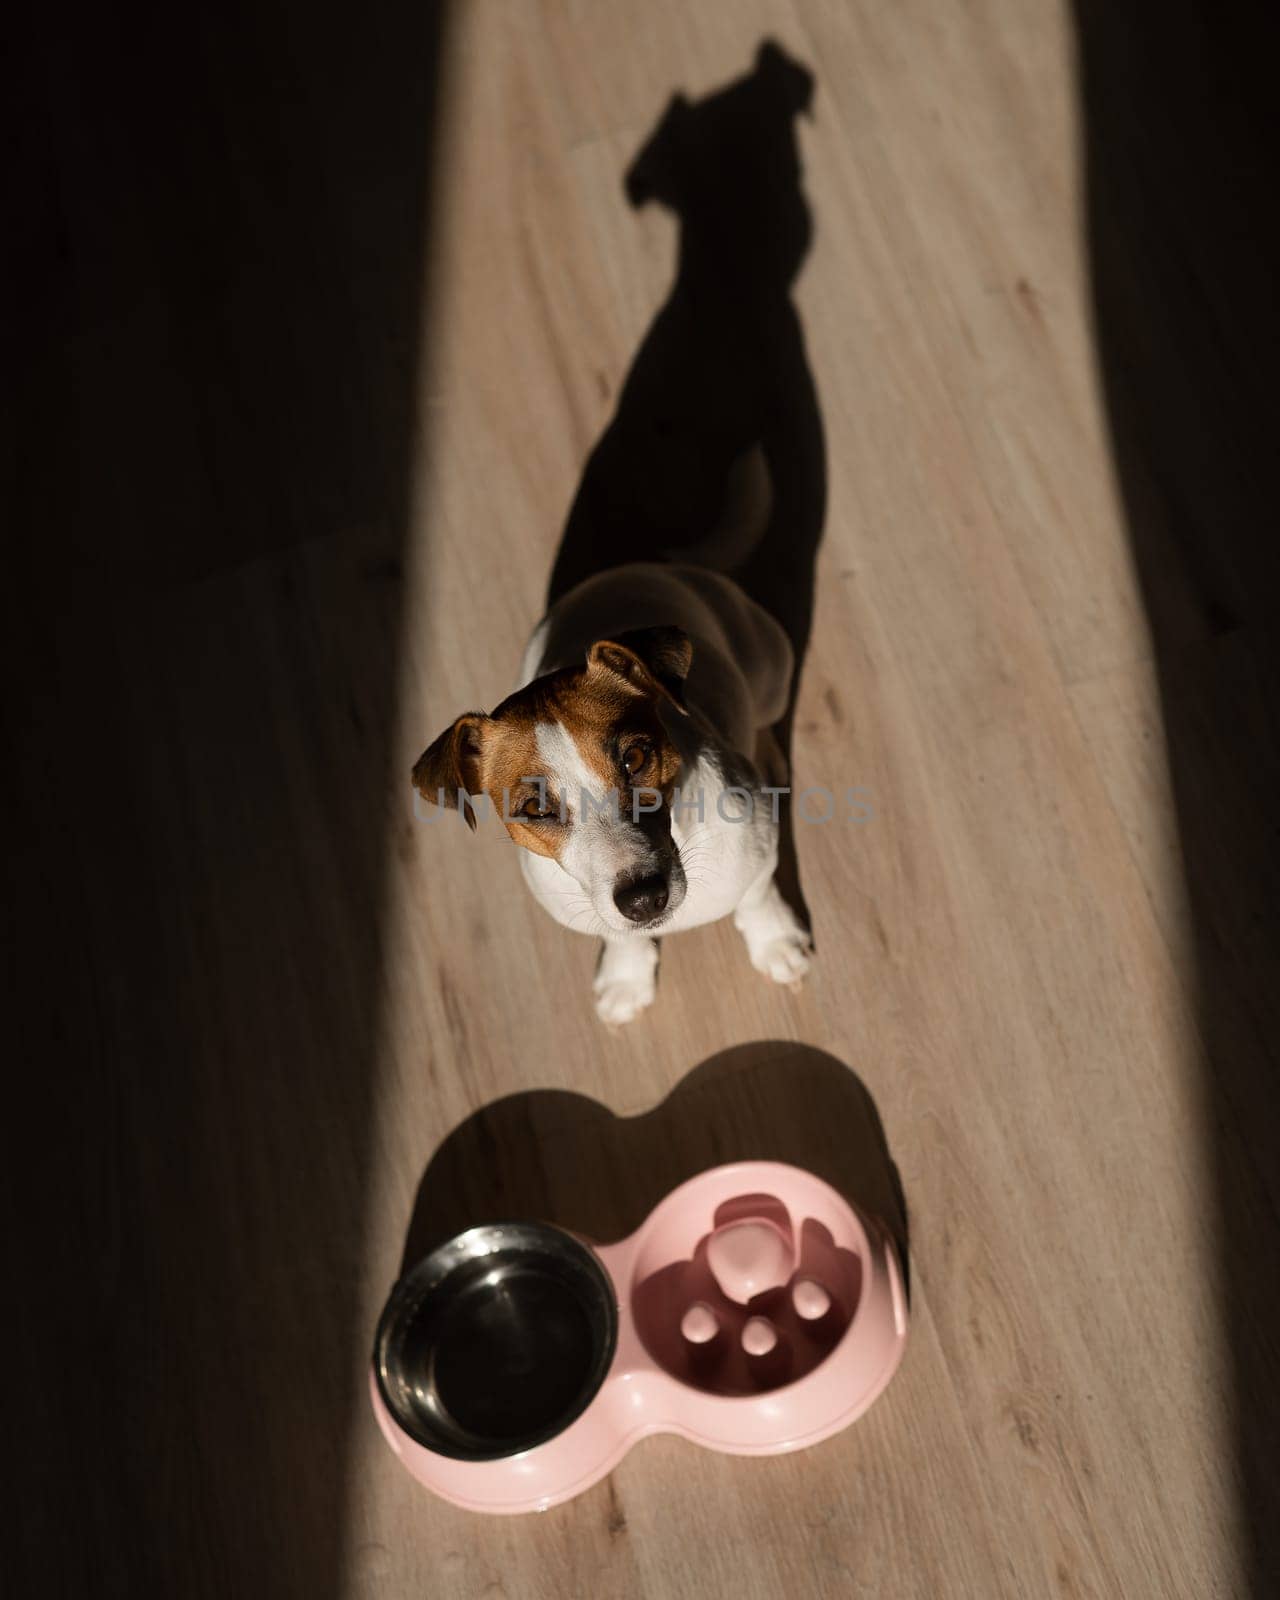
left=750, top=931, right=813, bottom=989
left=594, top=936, right=659, bottom=1026
left=594, top=975, right=656, bottom=1026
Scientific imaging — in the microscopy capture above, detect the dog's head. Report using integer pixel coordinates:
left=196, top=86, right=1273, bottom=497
left=413, top=628, right=693, bottom=934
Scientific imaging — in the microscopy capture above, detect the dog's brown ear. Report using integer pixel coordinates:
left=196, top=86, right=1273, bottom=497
left=412, top=713, right=489, bottom=830
left=587, top=627, right=693, bottom=714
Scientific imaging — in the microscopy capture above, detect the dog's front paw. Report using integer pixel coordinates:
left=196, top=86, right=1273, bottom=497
left=594, top=936, right=659, bottom=1026
left=594, top=975, right=656, bottom=1026
left=750, top=931, right=813, bottom=989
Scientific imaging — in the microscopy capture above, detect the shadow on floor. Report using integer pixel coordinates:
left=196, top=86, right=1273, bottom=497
left=6, top=3, right=448, bottom=1595
left=1073, top=4, right=1280, bottom=1590
left=546, top=40, right=828, bottom=924
left=399, top=1041, right=908, bottom=1295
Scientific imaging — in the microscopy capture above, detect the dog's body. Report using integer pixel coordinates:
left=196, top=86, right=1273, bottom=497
left=516, top=561, right=810, bottom=1021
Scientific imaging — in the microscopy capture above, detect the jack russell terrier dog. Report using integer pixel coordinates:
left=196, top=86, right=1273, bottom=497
left=412, top=560, right=813, bottom=1024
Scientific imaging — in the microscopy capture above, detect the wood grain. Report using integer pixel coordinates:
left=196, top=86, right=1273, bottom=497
left=344, top=5, right=1238, bottom=1595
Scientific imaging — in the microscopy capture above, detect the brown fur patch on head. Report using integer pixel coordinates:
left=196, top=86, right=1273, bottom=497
left=412, top=700, right=551, bottom=853
left=467, top=699, right=559, bottom=858
left=412, top=630, right=692, bottom=857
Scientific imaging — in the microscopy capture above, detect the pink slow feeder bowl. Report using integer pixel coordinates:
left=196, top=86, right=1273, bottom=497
left=370, top=1160, right=908, bottom=1514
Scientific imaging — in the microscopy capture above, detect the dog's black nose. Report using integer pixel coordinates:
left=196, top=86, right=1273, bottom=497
left=613, top=874, right=669, bottom=923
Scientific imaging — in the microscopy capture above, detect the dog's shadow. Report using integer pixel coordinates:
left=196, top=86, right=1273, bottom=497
left=546, top=40, right=828, bottom=929
left=399, top=1042, right=908, bottom=1301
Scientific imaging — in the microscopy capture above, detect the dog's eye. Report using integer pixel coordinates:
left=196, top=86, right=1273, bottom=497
left=520, top=795, right=555, bottom=820
left=621, top=743, right=650, bottom=778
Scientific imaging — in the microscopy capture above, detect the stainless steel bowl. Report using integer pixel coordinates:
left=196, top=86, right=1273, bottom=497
left=373, top=1222, right=618, bottom=1461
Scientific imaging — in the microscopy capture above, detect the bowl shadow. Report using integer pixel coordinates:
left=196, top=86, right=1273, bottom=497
left=398, top=1041, right=909, bottom=1303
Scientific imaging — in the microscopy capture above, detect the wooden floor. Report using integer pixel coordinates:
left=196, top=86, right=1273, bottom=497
left=348, top=4, right=1234, bottom=1594
left=13, top=2, right=1278, bottom=1597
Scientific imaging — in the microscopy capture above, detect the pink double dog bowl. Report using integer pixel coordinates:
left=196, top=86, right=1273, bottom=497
left=371, top=1160, right=908, bottom=1514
